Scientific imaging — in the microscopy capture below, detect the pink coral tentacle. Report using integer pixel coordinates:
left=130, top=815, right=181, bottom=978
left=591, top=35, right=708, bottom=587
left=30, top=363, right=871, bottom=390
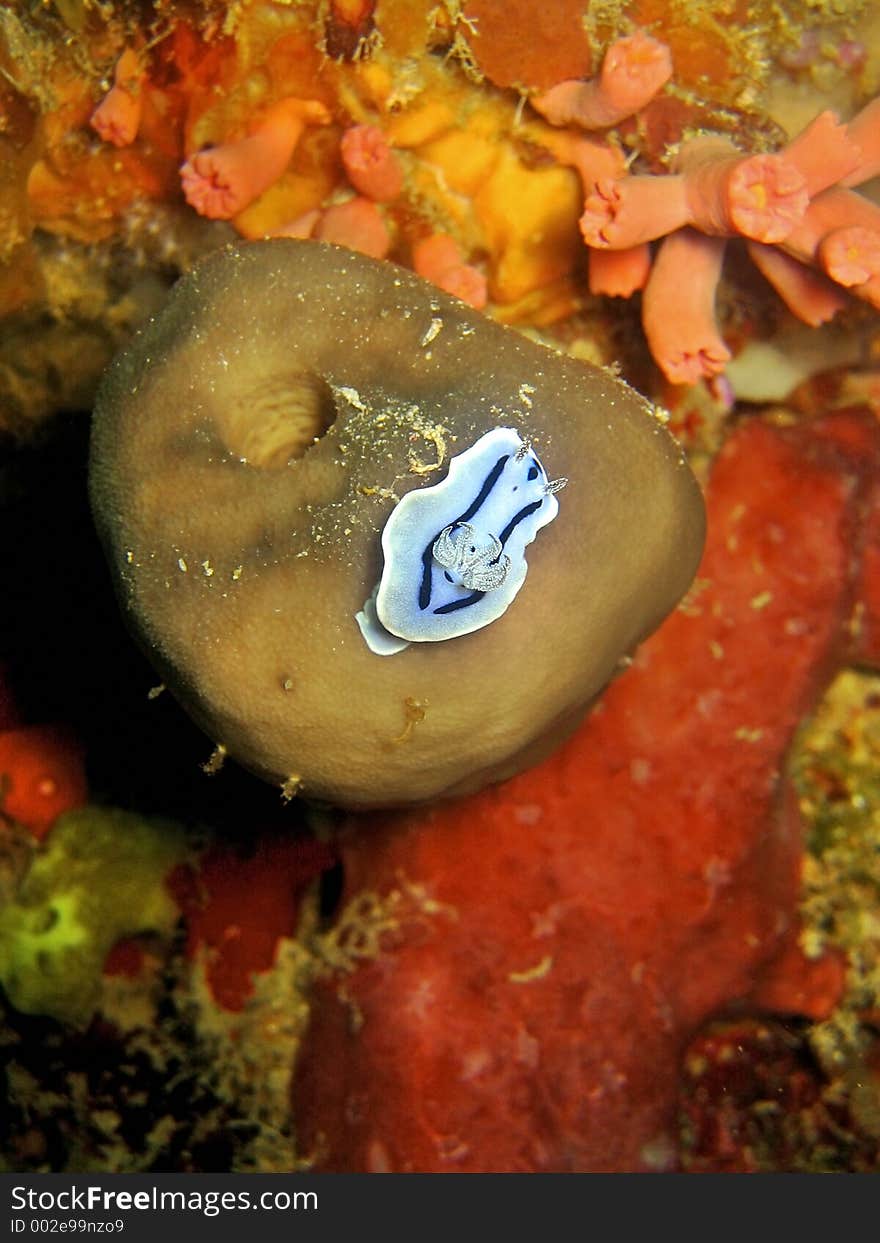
left=90, top=48, right=144, bottom=148
left=340, top=124, right=404, bottom=202
left=642, top=228, right=731, bottom=385
left=580, top=138, right=809, bottom=250
left=588, top=243, right=652, bottom=297
left=781, top=110, right=862, bottom=196
left=532, top=30, right=672, bottom=130
left=180, top=98, right=329, bottom=220
left=314, top=196, right=391, bottom=258
left=778, top=186, right=880, bottom=303
left=534, top=127, right=626, bottom=193
left=598, top=30, right=673, bottom=121
left=580, top=174, right=687, bottom=248
left=842, top=96, right=880, bottom=186
left=686, top=151, right=808, bottom=243
left=747, top=242, right=848, bottom=326
left=818, top=225, right=880, bottom=287
left=412, top=234, right=487, bottom=309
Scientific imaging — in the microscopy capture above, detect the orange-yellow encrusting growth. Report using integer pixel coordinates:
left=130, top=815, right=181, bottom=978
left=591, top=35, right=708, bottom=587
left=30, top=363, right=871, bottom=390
left=6, top=0, right=880, bottom=403
left=180, top=97, right=330, bottom=220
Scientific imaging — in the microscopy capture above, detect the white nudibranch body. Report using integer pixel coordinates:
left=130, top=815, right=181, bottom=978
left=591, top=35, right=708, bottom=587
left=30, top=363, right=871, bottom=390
left=356, top=426, right=567, bottom=656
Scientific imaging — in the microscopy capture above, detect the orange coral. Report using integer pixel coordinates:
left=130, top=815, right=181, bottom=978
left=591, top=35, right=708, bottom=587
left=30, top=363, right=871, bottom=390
left=314, top=196, right=391, bottom=257
left=533, top=31, right=672, bottom=130
left=180, top=97, right=329, bottom=220
left=531, top=126, right=625, bottom=193
left=818, top=226, right=880, bottom=288
left=5, top=1, right=880, bottom=395
left=412, top=233, right=487, bottom=308
left=573, top=106, right=872, bottom=381
left=90, top=48, right=145, bottom=149
left=746, top=243, right=847, bottom=327
left=843, top=96, right=880, bottom=187
left=781, top=189, right=880, bottom=296
left=642, top=228, right=730, bottom=385
left=588, top=243, right=652, bottom=297
left=340, top=124, right=403, bottom=202
left=580, top=137, right=810, bottom=250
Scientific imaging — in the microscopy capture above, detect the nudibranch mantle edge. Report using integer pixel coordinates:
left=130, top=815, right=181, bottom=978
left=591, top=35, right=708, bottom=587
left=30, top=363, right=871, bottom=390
left=356, top=426, right=567, bottom=656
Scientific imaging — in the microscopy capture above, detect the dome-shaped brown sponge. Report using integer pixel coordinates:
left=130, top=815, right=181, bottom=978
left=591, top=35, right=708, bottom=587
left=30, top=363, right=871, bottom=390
left=89, top=240, right=705, bottom=808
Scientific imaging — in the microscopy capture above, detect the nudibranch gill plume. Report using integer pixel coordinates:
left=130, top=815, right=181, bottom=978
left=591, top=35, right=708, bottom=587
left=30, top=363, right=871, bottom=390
left=357, top=427, right=567, bottom=655
left=89, top=240, right=705, bottom=808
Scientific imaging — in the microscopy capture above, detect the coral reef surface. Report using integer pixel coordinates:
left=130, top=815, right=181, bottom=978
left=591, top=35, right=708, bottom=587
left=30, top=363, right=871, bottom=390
left=2, top=0, right=880, bottom=1175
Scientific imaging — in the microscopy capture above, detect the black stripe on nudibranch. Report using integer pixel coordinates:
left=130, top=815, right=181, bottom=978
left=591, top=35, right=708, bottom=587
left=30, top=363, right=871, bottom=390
left=418, top=454, right=511, bottom=610
left=434, top=590, right=485, bottom=615
left=418, top=543, right=436, bottom=610
left=456, top=454, right=510, bottom=523
left=496, top=499, right=544, bottom=550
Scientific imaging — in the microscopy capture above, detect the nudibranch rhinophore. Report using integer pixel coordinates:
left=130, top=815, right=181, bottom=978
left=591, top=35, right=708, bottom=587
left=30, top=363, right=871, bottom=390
left=89, top=240, right=705, bottom=809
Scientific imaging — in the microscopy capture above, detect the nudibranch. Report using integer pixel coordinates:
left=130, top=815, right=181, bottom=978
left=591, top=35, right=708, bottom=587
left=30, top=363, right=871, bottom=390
left=89, top=241, right=704, bottom=808
left=357, top=427, right=566, bottom=655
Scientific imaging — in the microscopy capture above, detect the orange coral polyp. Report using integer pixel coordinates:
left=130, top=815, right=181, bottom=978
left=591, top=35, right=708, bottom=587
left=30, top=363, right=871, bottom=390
left=314, top=196, right=391, bottom=258
left=720, top=154, right=808, bottom=244
left=180, top=97, right=329, bottom=220
left=533, top=127, right=625, bottom=193
left=780, top=187, right=880, bottom=299
left=781, top=110, right=861, bottom=196
left=588, top=243, right=652, bottom=297
left=843, top=96, right=880, bottom=186
left=580, top=174, right=686, bottom=248
left=746, top=242, right=847, bottom=327
left=412, top=233, right=488, bottom=309
left=818, top=226, right=880, bottom=287
left=532, top=30, right=672, bottom=130
left=340, top=124, right=403, bottom=202
left=642, top=228, right=730, bottom=386
left=90, top=48, right=145, bottom=149
left=580, top=142, right=808, bottom=252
